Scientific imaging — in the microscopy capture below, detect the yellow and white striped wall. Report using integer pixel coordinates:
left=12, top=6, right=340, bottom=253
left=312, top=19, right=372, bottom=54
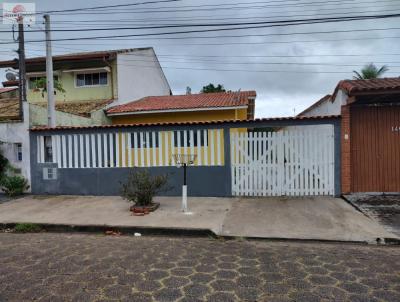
left=36, top=129, right=225, bottom=168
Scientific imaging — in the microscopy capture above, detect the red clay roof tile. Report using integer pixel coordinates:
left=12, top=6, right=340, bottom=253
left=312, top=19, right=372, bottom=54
left=107, top=91, right=256, bottom=115
left=338, top=77, right=400, bottom=95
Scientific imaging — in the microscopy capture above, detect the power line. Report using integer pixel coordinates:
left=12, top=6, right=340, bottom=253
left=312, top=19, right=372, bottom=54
left=10, top=43, right=400, bottom=59
left=2, top=13, right=396, bottom=33
left=21, top=35, right=400, bottom=48
left=34, top=0, right=183, bottom=14
left=45, top=0, right=399, bottom=15
left=46, top=4, right=400, bottom=25
left=115, top=62, right=400, bottom=74
left=1, top=13, right=398, bottom=45
left=28, top=27, right=400, bottom=42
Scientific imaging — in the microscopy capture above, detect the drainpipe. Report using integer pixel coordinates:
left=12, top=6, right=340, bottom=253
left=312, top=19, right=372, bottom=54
left=103, top=56, right=115, bottom=101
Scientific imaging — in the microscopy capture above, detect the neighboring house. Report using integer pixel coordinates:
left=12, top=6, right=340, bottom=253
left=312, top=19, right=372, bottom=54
left=106, top=91, right=256, bottom=125
left=0, top=101, right=30, bottom=186
left=0, top=87, right=18, bottom=99
left=0, top=47, right=171, bottom=114
left=0, top=47, right=172, bottom=188
left=297, top=95, right=333, bottom=117
left=300, top=77, right=400, bottom=194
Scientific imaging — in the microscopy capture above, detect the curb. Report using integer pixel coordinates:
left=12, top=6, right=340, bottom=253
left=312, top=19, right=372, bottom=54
left=1, top=222, right=399, bottom=245
left=0, top=223, right=216, bottom=238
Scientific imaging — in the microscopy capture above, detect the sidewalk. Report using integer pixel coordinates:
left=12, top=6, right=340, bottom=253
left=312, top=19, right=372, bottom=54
left=0, top=195, right=397, bottom=243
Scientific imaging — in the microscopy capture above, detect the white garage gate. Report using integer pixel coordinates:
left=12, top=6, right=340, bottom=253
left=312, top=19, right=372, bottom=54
left=231, top=127, right=335, bottom=196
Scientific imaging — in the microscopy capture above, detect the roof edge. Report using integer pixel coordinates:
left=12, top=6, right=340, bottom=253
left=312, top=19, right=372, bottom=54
left=30, top=115, right=340, bottom=132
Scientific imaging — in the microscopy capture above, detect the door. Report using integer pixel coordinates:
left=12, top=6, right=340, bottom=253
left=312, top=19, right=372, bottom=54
left=351, top=105, right=400, bottom=192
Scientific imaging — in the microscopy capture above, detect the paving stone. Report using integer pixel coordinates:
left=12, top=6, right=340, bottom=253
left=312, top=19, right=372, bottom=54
left=0, top=233, right=400, bottom=302
left=215, top=269, right=238, bottom=280
left=339, top=282, right=369, bottom=295
left=210, top=279, right=237, bottom=291
left=308, top=274, right=337, bottom=285
left=190, top=272, right=214, bottom=284
left=372, top=290, right=400, bottom=301
left=207, top=292, right=237, bottom=302
left=183, top=283, right=209, bottom=297
left=162, top=276, right=190, bottom=288
left=154, top=288, right=183, bottom=302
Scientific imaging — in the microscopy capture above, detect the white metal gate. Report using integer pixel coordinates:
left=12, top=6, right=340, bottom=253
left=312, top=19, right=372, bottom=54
left=231, top=127, right=335, bottom=196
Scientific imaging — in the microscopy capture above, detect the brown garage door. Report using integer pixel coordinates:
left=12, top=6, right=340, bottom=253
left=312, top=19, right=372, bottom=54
left=351, top=105, right=400, bottom=192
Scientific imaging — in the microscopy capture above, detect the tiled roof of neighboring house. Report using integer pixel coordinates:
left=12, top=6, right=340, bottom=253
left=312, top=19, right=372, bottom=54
left=336, top=77, right=400, bottom=96
left=0, top=87, right=18, bottom=94
left=0, top=48, right=153, bottom=68
left=2, top=80, right=18, bottom=87
left=34, top=99, right=113, bottom=118
left=297, top=95, right=331, bottom=117
left=107, top=91, right=257, bottom=115
left=0, top=98, right=20, bottom=121
left=31, top=115, right=340, bottom=132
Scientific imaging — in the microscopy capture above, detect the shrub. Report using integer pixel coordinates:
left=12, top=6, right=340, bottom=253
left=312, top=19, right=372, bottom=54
left=1, top=175, right=29, bottom=197
left=120, top=170, right=170, bottom=206
left=0, top=149, right=8, bottom=182
left=14, top=223, right=41, bottom=233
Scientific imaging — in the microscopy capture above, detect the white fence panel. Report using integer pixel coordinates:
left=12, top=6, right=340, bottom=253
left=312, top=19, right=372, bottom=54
left=231, top=127, right=335, bottom=197
left=36, top=129, right=224, bottom=169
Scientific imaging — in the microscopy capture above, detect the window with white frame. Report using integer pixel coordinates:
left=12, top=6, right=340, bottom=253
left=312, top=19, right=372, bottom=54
left=76, top=72, right=108, bottom=87
left=15, top=143, right=22, bottom=161
left=43, top=167, right=57, bottom=180
left=28, top=76, right=58, bottom=89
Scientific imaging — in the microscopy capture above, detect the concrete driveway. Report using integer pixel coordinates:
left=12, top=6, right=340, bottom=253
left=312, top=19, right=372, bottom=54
left=221, top=196, right=396, bottom=242
left=0, top=195, right=396, bottom=242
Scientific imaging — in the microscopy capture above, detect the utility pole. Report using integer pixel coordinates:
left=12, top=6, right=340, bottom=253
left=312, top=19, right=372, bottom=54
left=17, top=21, right=27, bottom=120
left=44, top=14, right=55, bottom=127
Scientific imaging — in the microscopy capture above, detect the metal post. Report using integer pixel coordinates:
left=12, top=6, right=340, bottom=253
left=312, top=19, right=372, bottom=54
left=182, top=163, right=188, bottom=212
left=17, top=21, right=26, bottom=120
left=44, top=14, right=56, bottom=127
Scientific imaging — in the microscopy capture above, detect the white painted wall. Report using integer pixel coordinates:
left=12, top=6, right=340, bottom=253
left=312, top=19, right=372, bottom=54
left=302, top=90, right=348, bottom=117
left=116, top=48, right=171, bottom=105
left=0, top=102, right=31, bottom=191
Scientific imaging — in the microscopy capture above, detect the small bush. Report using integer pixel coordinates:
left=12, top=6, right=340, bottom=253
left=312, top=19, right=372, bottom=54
left=120, top=170, right=170, bottom=206
left=14, top=223, right=41, bottom=233
left=1, top=175, right=29, bottom=197
left=0, top=149, right=8, bottom=182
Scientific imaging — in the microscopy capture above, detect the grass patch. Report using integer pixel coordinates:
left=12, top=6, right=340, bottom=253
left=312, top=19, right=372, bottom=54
left=14, top=223, right=42, bottom=233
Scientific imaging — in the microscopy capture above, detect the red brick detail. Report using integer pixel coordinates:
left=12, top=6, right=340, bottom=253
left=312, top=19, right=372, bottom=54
left=341, top=104, right=351, bottom=194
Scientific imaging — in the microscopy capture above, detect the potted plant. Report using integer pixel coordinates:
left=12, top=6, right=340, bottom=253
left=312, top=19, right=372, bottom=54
left=120, top=170, right=170, bottom=215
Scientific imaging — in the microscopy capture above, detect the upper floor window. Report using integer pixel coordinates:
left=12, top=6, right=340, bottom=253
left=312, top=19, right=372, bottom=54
left=28, top=76, right=58, bottom=90
left=76, top=72, right=108, bottom=87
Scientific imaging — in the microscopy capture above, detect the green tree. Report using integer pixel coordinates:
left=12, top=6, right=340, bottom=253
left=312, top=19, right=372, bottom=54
left=353, top=63, right=389, bottom=80
left=201, top=83, right=226, bottom=93
left=0, top=148, right=8, bottom=182
left=32, top=77, right=65, bottom=98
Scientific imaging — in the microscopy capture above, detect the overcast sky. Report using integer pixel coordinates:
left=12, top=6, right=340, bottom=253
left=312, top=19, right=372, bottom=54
left=0, top=0, right=399, bottom=117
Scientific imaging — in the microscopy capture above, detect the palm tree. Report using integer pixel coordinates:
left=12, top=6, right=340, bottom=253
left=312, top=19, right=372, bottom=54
left=353, top=63, right=389, bottom=80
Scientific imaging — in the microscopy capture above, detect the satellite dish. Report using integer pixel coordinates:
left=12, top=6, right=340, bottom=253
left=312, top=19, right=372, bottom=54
left=5, top=72, right=17, bottom=81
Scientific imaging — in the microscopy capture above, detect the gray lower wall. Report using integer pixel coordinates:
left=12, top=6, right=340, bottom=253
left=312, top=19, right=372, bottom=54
left=31, top=165, right=230, bottom=197
left=30, top=118, right=341, bottom=197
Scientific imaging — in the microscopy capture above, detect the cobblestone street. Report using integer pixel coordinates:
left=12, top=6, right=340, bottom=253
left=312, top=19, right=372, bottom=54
left=0, top=233, right=399, bottom=302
